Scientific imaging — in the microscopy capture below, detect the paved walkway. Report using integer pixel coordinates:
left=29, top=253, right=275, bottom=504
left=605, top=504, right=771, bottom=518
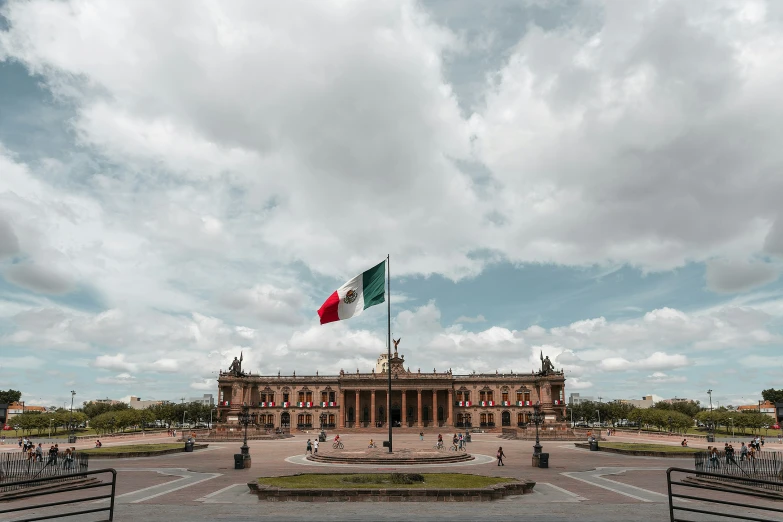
left=2, top=431, right=716, bottom=521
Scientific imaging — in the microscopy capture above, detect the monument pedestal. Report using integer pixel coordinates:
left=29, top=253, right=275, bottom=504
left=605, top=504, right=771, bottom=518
left=531, top=454, right=540, bottom=467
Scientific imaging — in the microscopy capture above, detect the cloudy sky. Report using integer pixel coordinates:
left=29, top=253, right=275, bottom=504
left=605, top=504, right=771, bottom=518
left=1, top=0, right=782, bottom=410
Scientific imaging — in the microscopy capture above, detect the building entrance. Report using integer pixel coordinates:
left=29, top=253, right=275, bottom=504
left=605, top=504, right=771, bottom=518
left=391, top=407, right=401, bottom=426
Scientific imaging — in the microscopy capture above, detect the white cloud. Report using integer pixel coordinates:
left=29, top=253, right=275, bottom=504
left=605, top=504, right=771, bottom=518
left=645, top=371, right=687, bottom=384
left=600, top=352, right=689, bottom=372
left=219, top=284, right=306, bottom=325
left=92, top=354, right=137, bottom=373
left=455, top=314, right=486, bottom=324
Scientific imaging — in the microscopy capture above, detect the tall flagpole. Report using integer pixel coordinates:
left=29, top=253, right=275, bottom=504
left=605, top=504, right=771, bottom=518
left=387, top=254, right=392, bottom=453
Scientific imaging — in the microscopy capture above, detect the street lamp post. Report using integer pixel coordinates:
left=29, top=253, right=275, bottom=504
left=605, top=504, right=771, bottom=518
left=239, top=405, right=251, bottom=457
left=69, top=391, right=75, bottom=443
left=532, top=401, right=543, bottom=456
left=596, top=409, right=601, bottom=427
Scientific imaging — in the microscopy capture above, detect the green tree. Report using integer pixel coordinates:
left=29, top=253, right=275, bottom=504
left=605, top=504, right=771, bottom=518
left=0, top=389, right=22, bottom=404
left=761, top=389, right=783, bottom=404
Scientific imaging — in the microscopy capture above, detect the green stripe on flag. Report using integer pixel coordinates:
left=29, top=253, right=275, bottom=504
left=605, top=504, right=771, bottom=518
left=362, top=260, right=386, bottom=310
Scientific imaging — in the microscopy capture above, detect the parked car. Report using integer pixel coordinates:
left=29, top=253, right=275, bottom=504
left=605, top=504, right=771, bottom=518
left=2, top=424, right=11, bottom=431
left=772, top=424, right=781, bottom=430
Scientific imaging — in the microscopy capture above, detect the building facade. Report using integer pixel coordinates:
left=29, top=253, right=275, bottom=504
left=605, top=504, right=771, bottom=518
left=216, top=349, right=566, bottom=431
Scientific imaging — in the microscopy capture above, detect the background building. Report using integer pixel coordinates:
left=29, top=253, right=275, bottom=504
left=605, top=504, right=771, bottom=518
left=5, top=402, right=47, bottom=421
left=128, top=396, right=165, bottom=410
left=738, top=400, right=777, bottom=419
left=619, top=395, right=655, bottom=409
left=188, top=394, right=214, bottom=407
left=569, top=393, right=595, bottom=405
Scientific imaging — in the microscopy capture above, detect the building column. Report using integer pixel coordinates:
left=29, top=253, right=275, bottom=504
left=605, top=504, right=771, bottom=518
left=355, top=390, right=361, bottom=427
left=339, top=390, right=345, bottom=429
left=447, top=389, right=453, bottom=426
left=401, top=389, right=407, bottom=427
left=417, top=389, right=423, bottom=428
left=432, top=390, right=438, bottom=427
left=371, top=390, right=376, bottom=427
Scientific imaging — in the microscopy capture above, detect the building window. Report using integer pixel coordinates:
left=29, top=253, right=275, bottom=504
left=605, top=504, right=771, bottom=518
left=480, top=413, right=487, bottom=425
left=487, top=413, right=494, bottom=425
left=298, top=392, right=305, bottom=403
left=268, top=393, right=274, bottom=403
left=456, top=391, right=463, bottom=402
left=260, top=393, right=266, bottom=403
left=283, top=393, right=289, bottom=403
left=321, top=392, right=328, bottom=403
left=329, top=391, right=336, bottom=403
left=480, top=391, right=486, bottom=402
left=487, top=391, right=494, bottom=402
left=502, top=391, right=509, bottom=403
left=524, top=391, right=530, bottom=402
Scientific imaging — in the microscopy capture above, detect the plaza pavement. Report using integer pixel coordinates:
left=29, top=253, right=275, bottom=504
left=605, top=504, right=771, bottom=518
left=4, top=430, right=781, bottom=521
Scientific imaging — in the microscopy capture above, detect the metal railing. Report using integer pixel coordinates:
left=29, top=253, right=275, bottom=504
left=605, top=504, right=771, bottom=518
left=0, top=468, right=116, bottom=521
left=694, top=451, right=783, bottom=492
left=667, top=467, right=783, bottom=521
left=1, top=452, right=89, bottom=492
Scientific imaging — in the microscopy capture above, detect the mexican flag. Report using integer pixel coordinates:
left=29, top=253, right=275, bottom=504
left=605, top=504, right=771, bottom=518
left=283, top=402, right=289, bottom=408
left=553, top=400, right=562, bottom=405
left=480, top=401, right=495, bottom=407
left=458, top=401, right=471, bottom=407
left=322, top=402, right=337, bottom=407
left=298, top=401, right=312, bottom=408
left=318, top=260, right=386, bottom=324
left=502, top=401, right=511, bottom=406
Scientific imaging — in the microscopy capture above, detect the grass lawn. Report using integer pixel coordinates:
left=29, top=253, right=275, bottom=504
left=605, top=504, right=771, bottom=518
left=257, top=473, right=516, bottom=489
left=597, top=442, right=701, bottom=454
left=80, top=443, right=185, bottom=455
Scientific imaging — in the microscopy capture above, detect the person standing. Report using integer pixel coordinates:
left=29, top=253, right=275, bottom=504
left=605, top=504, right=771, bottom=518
left=306, top=439, right=312, bottom=455
left=313, top=438, right=319, bottom=454
left=497, top=446, right=505, bottom=466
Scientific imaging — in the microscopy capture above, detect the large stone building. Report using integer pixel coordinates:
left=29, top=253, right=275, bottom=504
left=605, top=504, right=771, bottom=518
left=216, top=347, right=566, bottom=431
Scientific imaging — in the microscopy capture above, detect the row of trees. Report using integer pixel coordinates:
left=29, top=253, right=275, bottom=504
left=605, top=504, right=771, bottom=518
left=695, top=409, right=773, bottom=435
left=87, top=402, right=217, bottom=435
left=567, top=397, right=775, bottom=435
left=10, top=410, right=89, bottom=436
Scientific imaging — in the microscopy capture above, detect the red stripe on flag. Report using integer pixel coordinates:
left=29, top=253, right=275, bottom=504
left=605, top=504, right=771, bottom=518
left=318, top=291, right=341, bottom=324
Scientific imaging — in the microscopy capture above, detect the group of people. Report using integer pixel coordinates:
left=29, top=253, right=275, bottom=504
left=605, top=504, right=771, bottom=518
left=17, top=438, right=74, bottom=468
left=305, top=438, right=320, bottom=454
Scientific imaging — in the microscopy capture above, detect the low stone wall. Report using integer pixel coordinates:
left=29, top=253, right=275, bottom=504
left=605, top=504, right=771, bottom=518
left=246, top=480, right=536, bottom=502
left=85, top=444, right=209, bottom=459
left=573, top=443, right=695, bottom=458
left=307, top=453, right=474, bottom=465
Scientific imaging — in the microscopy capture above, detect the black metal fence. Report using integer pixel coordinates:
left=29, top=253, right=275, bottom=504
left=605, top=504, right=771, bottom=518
left=668, top=467, right=783, bottom=521
left=0, top=468, right=115, bottom=521
left=694, top=451, right=783, bottom=492
left=0, top=451, right=89, bottom=492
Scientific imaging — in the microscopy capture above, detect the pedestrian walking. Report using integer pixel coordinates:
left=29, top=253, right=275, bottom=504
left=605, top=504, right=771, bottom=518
left=497, top=446, right=505, bottom=466
left=306, top=439, right=312, bottom=455
left=314, top=439, right=319, bottom=454
left=419, top=432, right=424, bottom=441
